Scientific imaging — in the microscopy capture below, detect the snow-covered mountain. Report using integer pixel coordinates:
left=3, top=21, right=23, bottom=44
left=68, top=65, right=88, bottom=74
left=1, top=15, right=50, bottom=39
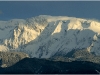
left=0, top=15, right=100, bottom=58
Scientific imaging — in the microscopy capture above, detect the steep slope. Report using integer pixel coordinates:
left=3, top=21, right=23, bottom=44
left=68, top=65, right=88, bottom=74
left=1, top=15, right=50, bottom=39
left=0, top=15, right=100, bottom=58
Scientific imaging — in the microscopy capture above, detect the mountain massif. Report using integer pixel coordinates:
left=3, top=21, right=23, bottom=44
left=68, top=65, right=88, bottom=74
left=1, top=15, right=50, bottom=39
left=0, top=15, right=100, bottom=58
left=0, top=15, right=100, bottom=74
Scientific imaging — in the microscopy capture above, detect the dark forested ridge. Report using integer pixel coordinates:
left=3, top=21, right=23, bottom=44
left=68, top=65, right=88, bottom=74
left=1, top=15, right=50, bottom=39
left=0, top=58, right=100, bottom=74
left=0, top=51, right=100, bottom=74
left=0, top=50, right=100, bottom=74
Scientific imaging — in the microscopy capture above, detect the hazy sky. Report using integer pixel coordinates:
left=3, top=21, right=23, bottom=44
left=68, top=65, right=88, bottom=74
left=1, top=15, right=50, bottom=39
left=0, top=1, right=100, bottom=20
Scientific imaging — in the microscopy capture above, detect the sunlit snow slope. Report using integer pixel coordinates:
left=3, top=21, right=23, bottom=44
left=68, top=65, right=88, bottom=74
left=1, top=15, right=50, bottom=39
left=0, top=15, right=100, bottom=58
